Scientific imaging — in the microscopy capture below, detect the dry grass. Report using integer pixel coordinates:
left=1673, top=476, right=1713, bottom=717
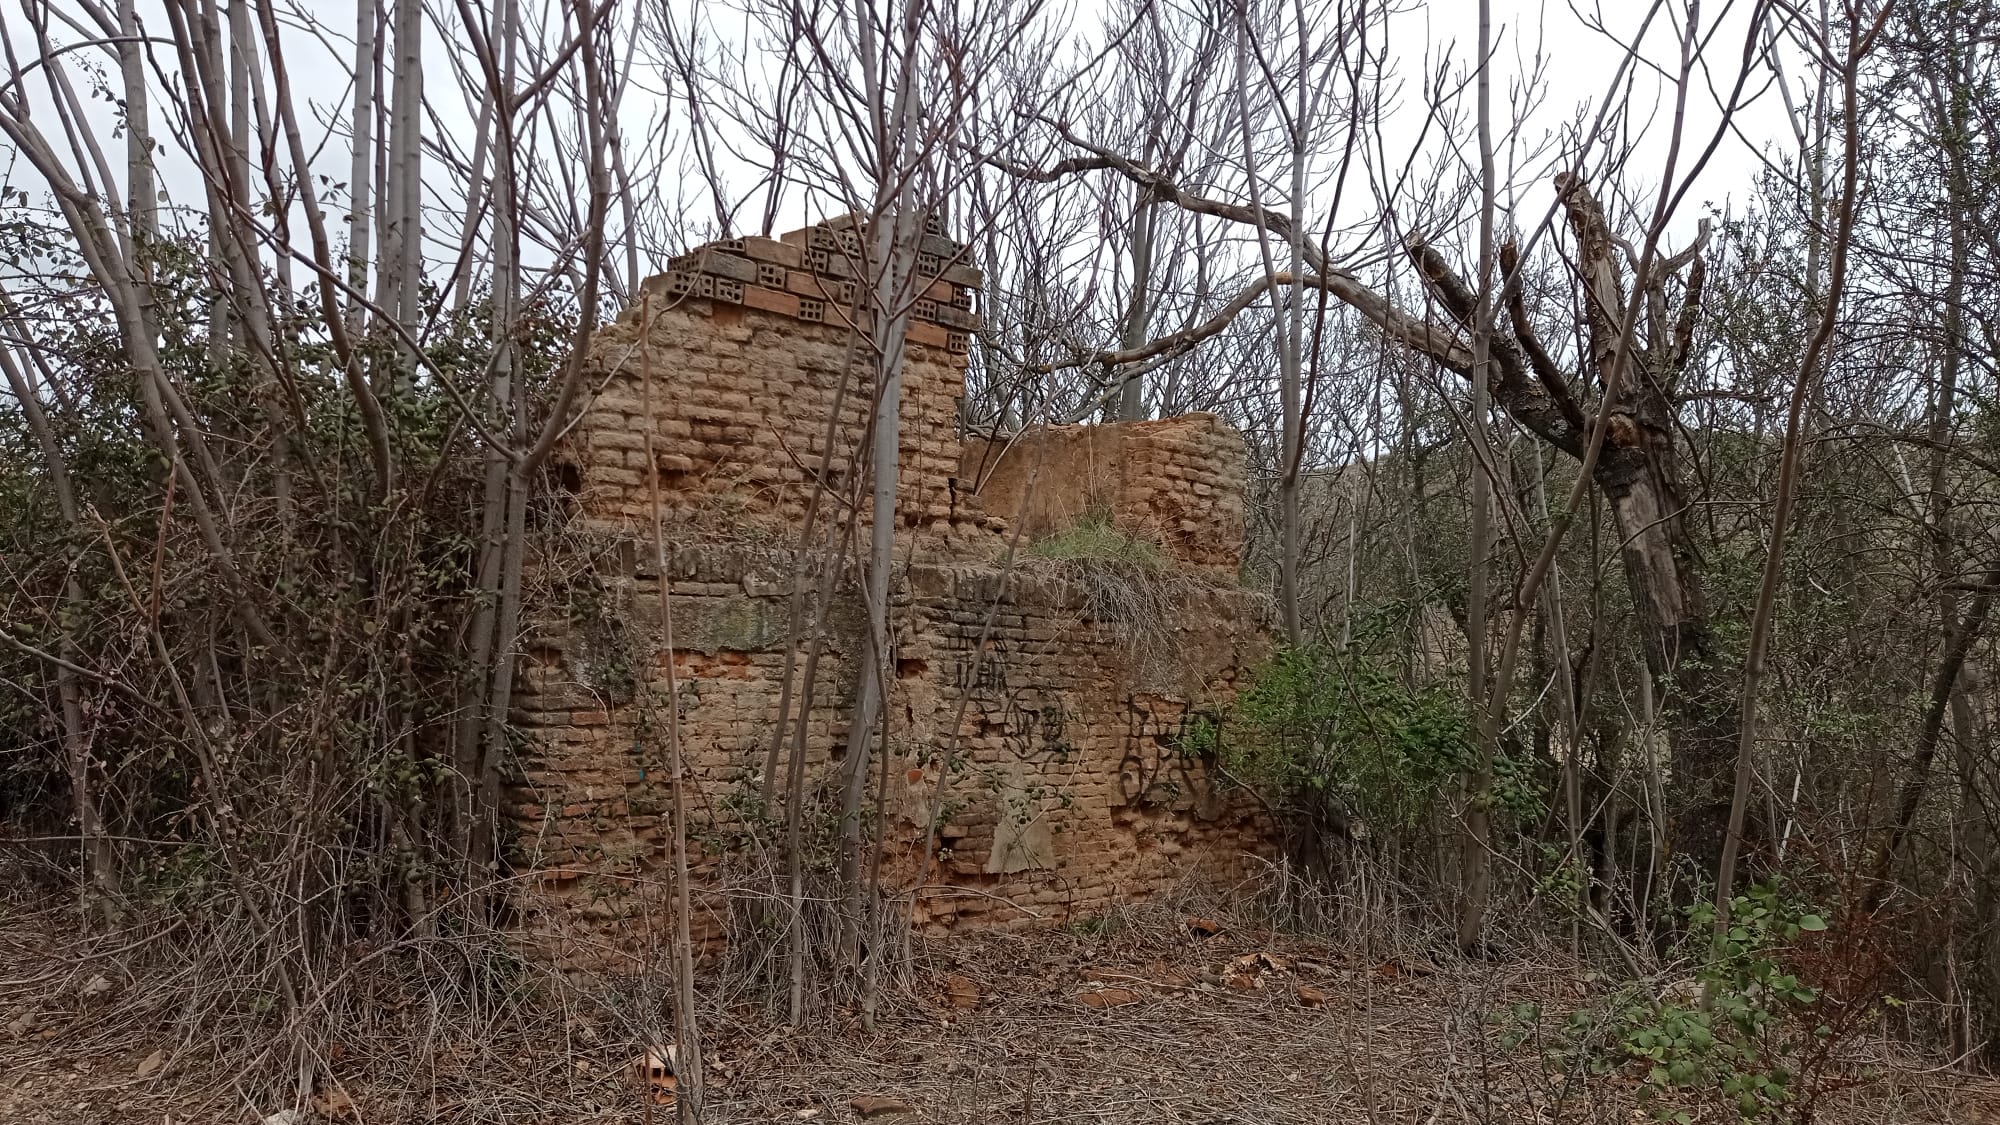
left=2, top=886, right=1996, bottom=1125
left=1018, top=520, right=1218, bottom=680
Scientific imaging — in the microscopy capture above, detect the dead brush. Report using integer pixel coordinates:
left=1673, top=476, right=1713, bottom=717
left=0, top=863, right=813, bottom=1124
left=1018, top=517, right=1215, bottom=674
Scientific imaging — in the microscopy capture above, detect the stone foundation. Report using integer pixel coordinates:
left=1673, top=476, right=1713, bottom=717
left=510, top=219, right=1273, bottom=969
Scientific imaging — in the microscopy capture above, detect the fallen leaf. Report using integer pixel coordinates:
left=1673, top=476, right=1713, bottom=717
left=133, top=1049, right=167, bottom=1079
left=1185, top=916, right=1224, bottom=938
left=1077, top=987, right=1139, bottom=1009
left=310, top=1087, right=356, bottom=1121
left=850, top=1093, right=915, bottom=1117
left=1296, top=984, right=1328, bottom=1008
left=943, top=973, right=980, bottom=1009
left=1224, top=972, right=1260, bottom=992
left=6, top=1011, right=37, bottom=1038
left=78, top=974, right=113, bottom=999
left=1232, top=951, right=1291, bottom=974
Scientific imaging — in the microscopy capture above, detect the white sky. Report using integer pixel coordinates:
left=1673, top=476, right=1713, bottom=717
left=0, top=0, right=1799, bottom=286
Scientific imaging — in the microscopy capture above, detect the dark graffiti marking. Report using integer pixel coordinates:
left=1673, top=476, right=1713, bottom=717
left=953, top=656, right=1010, bottom=695
left=1000, top=695, right=1069, bottom=765
left=948, top=645, right=1230, bottom=820
left=952, top=653, right=1072, bottom=766
left=1118, top=709, right=1228, bottom=822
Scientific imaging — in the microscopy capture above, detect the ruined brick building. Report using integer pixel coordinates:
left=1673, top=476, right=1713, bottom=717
left=509, top=218, right=1273, bottom=967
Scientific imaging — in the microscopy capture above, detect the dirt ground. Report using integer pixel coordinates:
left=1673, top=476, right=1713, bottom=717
left=4, top=902, right=1998, bottom=1124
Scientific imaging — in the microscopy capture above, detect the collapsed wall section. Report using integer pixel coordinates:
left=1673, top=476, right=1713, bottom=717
left=510, top=218, right=1273, bottom=970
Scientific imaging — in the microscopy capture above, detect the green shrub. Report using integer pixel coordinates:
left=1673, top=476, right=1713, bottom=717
left=1500, top=883, right=1833, bottom=1122
left=1224, top=644, right=1471, bottom=831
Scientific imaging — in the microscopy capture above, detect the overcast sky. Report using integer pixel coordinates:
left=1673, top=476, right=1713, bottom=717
left=0, top=0, right=1797, bottom=280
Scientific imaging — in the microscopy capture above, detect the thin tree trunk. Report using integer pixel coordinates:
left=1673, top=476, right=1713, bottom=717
left=642, top=294, right=704, bottom=1125
left=1456, top=0, right=1497, bottom=956
left=454, top=0, right=522, bottom=884
left=1714, top=6, right=1885, bottom=942
left=836, top=0, right=928, bottom=975
left=1115, top=188, right=1155, bottom=422
left=0, top=342, right=117, bottom=912
left=1227, top=0, right=1302, bottom=644
left=1866, top=561, right=2000, bottom=907
left=347, top=0, right=377, bottom=333
left=1875, top=49, right=1979, bottom=914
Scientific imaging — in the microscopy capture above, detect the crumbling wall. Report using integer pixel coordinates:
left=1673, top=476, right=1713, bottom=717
left=557, top=221, right=993, bottom=546
left=961, top=416, right=1249, bottom=574
left=509, top=219, right=1272, bottom=970
left=892, top=567, right=1269, bottom=931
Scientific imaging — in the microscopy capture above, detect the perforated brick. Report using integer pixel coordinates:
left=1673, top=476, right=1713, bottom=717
left=934, top=305, right=977, bottom=331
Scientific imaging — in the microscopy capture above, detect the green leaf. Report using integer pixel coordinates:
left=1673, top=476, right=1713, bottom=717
left=1796, top=914, right=1827, bottom=932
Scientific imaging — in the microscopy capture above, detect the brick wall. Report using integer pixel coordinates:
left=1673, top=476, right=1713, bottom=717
left=510, top=218, right=1272, bottom=970
left=961, top=415, right=1250, bottom=574
left=556, top=219, right=995, bottom=547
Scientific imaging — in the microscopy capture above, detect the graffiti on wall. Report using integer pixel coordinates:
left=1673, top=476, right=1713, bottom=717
left=1117, top=708, right=1228, bottom=821
left=952, top=653, right=1072, bottom=766
left=947, top=646, right=1233, bottom=822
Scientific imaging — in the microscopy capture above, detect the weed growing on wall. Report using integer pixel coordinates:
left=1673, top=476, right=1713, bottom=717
left=1024, top=513, right=1202, bottom=675
left=1027, top=513, right=1168, bottom=570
